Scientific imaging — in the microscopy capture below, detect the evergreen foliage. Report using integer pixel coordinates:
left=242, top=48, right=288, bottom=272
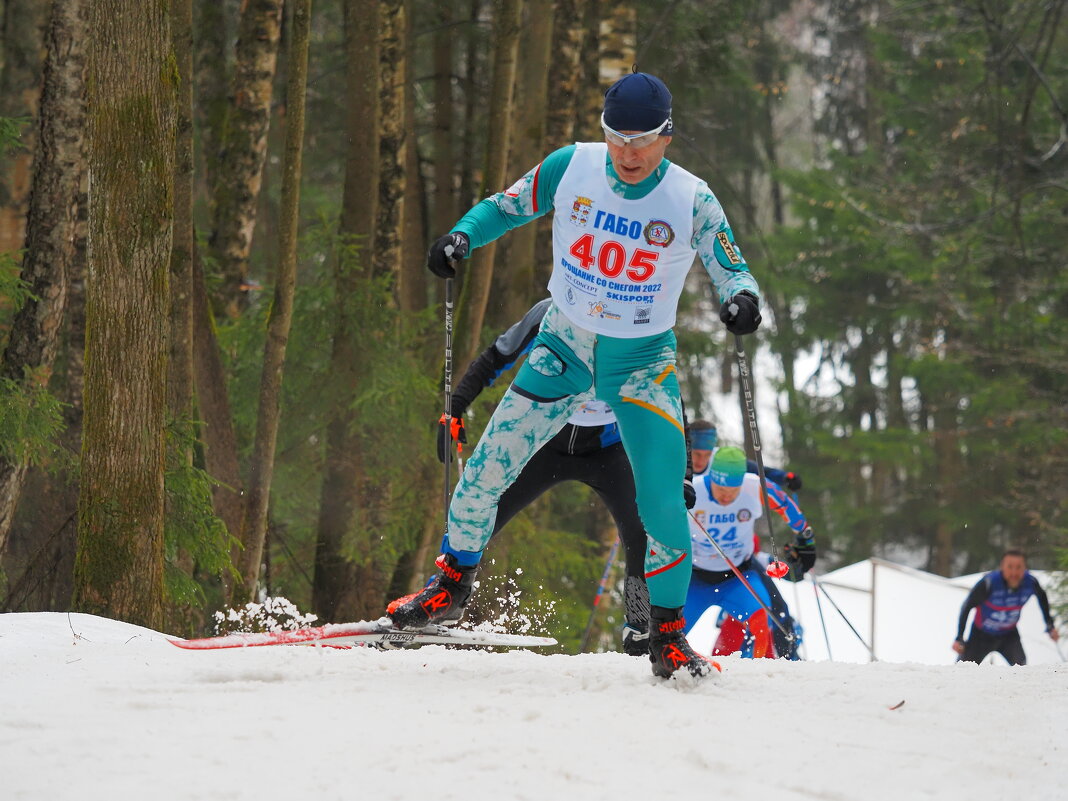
left=163, top=421, right=238, bottom=610
left=1, top=2, right=1065, bottom=642
left=0, top=374, right=66, bottom=469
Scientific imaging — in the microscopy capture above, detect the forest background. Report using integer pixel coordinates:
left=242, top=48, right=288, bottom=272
left=0, top=0, right=1064, bottom=653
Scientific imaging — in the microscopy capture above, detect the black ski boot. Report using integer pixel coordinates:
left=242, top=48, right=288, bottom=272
left=387, top=554, right=478, bottom=630
left=648, top=606, right=717, bottom=679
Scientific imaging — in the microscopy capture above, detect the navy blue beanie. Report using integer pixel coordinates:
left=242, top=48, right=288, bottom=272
left=603, top=72, right=674, bottom=135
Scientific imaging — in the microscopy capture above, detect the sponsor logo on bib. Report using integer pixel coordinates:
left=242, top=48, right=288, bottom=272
left=738, top=509, right=752, bottom=522
left=587, top=300, right=621, bottom=320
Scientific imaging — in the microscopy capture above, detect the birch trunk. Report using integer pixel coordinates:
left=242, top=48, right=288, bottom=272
left=207, top=0, right=283, bottom=319
left=0, top=0, right=87, bottom=557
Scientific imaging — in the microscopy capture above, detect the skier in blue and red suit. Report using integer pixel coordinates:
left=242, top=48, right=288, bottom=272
left=684, top=447, right=815, bottom=659
left=953, top=549, right=1059, bottom=665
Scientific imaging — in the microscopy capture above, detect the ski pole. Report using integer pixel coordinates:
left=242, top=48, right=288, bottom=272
left=442, top=277, right=455, bottom=516
left=733, top=334, right=789, bottom=578
left=812, top=575, right=833, bottom=661
left=686, top=510, right=794, bottom=641
left=1055, top=638, right=1066, bottom=663
left=812, top=573, right=876, bottom=661
left=790, top=576, right=807, bottom=660
left=578, top=539, right=619, bottom=654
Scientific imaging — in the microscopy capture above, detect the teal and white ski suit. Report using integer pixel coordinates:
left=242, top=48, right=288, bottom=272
left=443, top=143, right=759, bottom=608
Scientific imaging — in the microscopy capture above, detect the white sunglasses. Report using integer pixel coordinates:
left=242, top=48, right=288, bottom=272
left=600, top=112, right=671, bottom=148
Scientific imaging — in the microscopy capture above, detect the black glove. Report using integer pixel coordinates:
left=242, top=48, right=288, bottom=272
left=719, top=290, right=761, bottom=335
left=436, top=414, right=467, bottom=463
left=427, top=232, right=470, bottom=278
left=785, top=471, right=802, bottom=492
left=783, top=526, right=816, bottom=581
left=683, top=479, right=696, bottom=509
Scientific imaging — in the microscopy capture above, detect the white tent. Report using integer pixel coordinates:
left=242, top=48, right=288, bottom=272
left=686, top=558, right=1065, bottom=665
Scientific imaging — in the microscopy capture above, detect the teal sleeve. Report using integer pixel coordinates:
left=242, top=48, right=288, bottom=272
left=692, top=182, right=760, bottom=302
left=452, top=145, right=576, bottom=250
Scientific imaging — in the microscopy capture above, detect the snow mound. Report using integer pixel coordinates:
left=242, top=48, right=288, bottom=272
left=1, top=612, right=1066, bottom=800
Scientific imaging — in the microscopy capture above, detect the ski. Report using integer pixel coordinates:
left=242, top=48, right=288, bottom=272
left=168, top=617, right=557, bottom=651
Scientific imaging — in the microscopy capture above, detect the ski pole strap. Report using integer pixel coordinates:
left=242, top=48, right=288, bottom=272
left=438, top=413, right=465, bottom=456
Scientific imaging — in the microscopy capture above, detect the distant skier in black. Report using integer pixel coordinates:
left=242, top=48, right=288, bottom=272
left=953, top=550, right=1059, bottom=665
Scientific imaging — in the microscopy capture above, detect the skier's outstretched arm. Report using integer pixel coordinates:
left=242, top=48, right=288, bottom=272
left=1033, top=582, right=1059, bottom=639
left=956, top=579, right=989, bottom=641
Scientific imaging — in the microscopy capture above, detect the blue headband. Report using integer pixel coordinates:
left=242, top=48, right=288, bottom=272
left=691, top=428, right=717, bottom=451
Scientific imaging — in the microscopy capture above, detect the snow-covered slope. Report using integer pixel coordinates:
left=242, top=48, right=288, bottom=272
left=1, top=612, right=1064, bottom=801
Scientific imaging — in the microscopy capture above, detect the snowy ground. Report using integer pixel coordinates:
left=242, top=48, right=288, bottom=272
left=2, top=612, right=1065, bottom=801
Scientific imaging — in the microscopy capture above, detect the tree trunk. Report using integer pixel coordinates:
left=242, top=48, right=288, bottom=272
left=533, top=0, right=584, bottom=289
left=457, top=0, right=484, bottom=216
left=545, top=0, right=583, bottom=150
left=191, top=250, right=245, bottom=546
left=235, top=0, right=312, bottom=603
left=397, top=0, right=426, bottom=315
left=169, top=0, right=195, bottom=428
left=0, top=0, right=47, bottom=256
left=374, top=0, right=405, bottom=287
left=312, top=0, right=378, bottom=623
left=598, top=3, right=635, bottom=88
left=74, top=0, right=175, bottom=629
left=929, top=391, right=961, bottom=577
left=574, top=0, right=602, bottom=142
left=431, top=2, right=454, bottom=236
left=0, top=0, right=87, bottom=557
left=454, top=0, right=522, bottom=368
left=494, top=0, right=553, bottom=324
left=207, top=0, right=283, bottom=318
left=192, top=0, right=231, bottom=204
left=342, top=0, right=408, bottom=619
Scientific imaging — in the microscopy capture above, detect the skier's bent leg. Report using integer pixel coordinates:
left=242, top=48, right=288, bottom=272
left=388, top=336, right=591, bottom=630
left=445, top=338, right=593, bottom=557
left=603, top=349, right=690, bottom=609
left=599, top=340, right=712, bottom=678
left=746, top=609, right=774, bottom=659
left=712, top=616, right=746, bottom=657
left=587, top=443, right=651, bottom=654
